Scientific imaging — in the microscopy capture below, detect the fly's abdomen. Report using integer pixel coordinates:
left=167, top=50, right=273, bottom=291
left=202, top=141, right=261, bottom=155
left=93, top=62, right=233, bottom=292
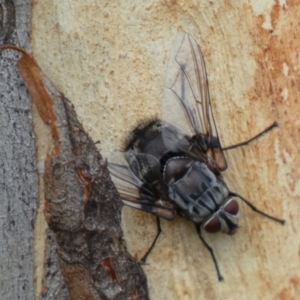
left=165, top=160, right=229, bottom=223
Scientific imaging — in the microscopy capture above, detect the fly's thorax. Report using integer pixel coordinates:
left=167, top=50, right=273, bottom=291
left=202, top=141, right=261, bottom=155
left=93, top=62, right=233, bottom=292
left=164, top=159, right=231, bottom=223
left=124, top=119, right=174, bottom=161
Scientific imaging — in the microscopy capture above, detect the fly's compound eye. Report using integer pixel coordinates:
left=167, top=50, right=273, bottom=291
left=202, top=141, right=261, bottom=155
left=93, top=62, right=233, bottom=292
left=203, top=199, right=239, bottom=234
left=204, top=215, right=222, bottom=233
left=224, top=199, right=239, bottom=215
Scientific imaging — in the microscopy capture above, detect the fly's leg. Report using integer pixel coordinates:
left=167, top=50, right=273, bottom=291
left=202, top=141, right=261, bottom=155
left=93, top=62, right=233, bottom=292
left=223, top=122, right=278, bottom=151
left=141, top=216, right=162, bottom=263
left=195, top=224, right=224, bottom=281
left=231, top=192, right=285, bottom=225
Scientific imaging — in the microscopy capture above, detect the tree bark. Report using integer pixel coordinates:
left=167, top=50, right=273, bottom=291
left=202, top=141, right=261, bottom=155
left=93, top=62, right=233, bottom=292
left=0, top=1, right=36, bottom=299
left=1, top=1, right=148, bottom=299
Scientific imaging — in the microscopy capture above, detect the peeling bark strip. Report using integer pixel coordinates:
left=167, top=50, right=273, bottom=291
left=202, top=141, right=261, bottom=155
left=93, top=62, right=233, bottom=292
left=1, top=46, right=148, bottom=299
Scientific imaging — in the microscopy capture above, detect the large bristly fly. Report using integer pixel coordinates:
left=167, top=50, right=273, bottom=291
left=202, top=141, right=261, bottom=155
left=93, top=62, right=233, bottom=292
left=108, top=32, right=285, bottom=281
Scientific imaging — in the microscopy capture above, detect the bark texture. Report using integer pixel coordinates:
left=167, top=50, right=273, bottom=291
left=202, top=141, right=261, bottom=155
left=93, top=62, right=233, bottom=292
left=0, top=1, right=36, bottom=299
left=1, top=1, right=148, bottom=298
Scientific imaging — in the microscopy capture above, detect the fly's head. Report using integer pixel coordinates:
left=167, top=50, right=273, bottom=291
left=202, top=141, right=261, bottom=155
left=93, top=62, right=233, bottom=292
left=203, top=198, right=239, bottom=235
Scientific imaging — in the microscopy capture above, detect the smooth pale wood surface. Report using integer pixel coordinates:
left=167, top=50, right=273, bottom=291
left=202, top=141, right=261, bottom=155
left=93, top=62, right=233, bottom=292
left=31, top=1, right=299, bottom=299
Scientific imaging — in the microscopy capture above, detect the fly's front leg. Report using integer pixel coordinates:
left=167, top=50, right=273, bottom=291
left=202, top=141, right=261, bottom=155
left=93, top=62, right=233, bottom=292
left=141, top=216, right=162, bottom=263
left=231, top=192, right=285, bottom=225
left=223, top=122, right=278, bottom=151
left=195, top=224, right=224, bottom=281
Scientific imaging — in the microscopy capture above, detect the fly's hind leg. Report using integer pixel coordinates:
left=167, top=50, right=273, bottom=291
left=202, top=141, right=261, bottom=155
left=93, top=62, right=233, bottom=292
left=141, top=216, right=162, bottom=263
left=195, top=224, right=224, bottom=281
left=223, top=122, right=278, bottom=151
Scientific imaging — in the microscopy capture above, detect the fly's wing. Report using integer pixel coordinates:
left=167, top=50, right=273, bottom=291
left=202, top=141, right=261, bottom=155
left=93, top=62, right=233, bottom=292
left=107, top=152, right=177, bottom=220
left=162, top=32, right=227, bottom=171
left=124, top=151, right=162, bottom=185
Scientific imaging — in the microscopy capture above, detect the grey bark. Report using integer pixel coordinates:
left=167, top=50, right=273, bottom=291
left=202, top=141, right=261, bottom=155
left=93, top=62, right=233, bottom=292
left=41, top=229, right=70, bottom=300
left=0, top=0, right=36, bottom=300
left=39, top=74, right=149, bottom=299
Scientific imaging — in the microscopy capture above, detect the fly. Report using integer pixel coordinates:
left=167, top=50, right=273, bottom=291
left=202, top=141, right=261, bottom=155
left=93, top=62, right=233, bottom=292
left=108, top=32, right=285, bottom=281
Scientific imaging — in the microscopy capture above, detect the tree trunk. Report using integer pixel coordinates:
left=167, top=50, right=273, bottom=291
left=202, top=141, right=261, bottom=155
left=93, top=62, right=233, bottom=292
left=2, top=1, right=299, bottom=299
left=0, top=1, right=36, bottom=299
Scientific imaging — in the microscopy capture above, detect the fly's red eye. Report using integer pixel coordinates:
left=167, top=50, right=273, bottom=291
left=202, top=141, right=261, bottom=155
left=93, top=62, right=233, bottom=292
left=204, top=216, right=221, bottom=233
left=224, top=199, right=239, bottom=215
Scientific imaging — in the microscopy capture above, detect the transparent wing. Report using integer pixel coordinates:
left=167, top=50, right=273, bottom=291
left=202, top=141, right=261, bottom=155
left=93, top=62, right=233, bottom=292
left=108, top=160, right=142, bottom=202
left=107, top=152, right=177, bottom=220
left=162, top=32, right=227, bottom=171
